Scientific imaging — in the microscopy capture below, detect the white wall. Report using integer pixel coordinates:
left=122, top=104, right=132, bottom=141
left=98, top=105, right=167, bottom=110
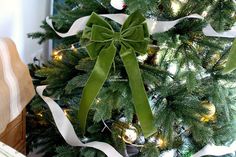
left=0, top=0, right=51, bottom=63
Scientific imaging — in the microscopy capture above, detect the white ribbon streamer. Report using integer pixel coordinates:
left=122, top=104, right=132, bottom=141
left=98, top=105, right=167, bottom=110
left=36, top=85, right=123, bottom=157
left=0, top=141, right=25, bottom=157
left=160, top=149, right=177, bottom=157
left=203, top=24, right=236, bottom=38
left=46, top=13, right=236, bottom=38
left=192, top=141, right=236, bottom=157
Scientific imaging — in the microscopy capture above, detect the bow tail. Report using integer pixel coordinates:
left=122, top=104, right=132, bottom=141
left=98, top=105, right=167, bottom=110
left=120, top=46, right=156, bottom=138
left=78, top=43, right=117, bottom=133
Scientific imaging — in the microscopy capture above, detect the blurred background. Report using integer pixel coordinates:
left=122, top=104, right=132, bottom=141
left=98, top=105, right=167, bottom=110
left=0, top=0, right=52, bottom=64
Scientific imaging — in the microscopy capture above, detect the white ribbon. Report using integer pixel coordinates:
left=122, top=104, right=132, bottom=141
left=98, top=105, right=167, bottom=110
left=192, top=141, right=236, bottom=157
left=160, top=149, right=177, bottom=157
left=36, top=86, right=123, bottom=157
left=46, top=13, right=236, bottom=38
left=0, top=141, right=25, bottom=157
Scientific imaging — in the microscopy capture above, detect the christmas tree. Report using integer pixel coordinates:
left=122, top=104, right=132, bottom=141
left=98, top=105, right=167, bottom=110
left=27, top=0, right=236, bottom=156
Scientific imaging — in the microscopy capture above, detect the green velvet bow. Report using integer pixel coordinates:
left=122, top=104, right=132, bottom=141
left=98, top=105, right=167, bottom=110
left=78, top=11, right=156, bottom=137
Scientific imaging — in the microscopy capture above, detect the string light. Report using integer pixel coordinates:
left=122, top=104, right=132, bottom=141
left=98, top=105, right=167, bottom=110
left=179, top=0, right=188, bottom=3
left=96, top=98, right=101, bottom=104
left=171, top=0, right=181, bottom=15
left=232, top=12, right=235, bottom=18
left=156, top=137, right=166, bottom=149
left=63, top=109, right=70, bottom=117
left=149, top=135, right=167, bottom=149
left=53, top=54, right=63, bottom=60
left=202, top=6, right=211, bottom=17
left=53, top=50, right=59, bottom=56
left=37, top=112, right=43, bottom=117
left=52, top=42, right=80, bottom=61
left=70, top=44, right=77, bottom=51
left=202, top=11, right=208, bottom=17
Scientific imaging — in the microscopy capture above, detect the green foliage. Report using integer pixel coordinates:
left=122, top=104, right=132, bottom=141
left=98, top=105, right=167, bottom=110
left=111, top=127, right=126, bottom=155
left=191, top=122, right=214, bottom=144
left=65, top=74, right=88, bottom=94
left=125, top=0, right=157, bottom=14
left=140, top=143, right=160, bottom=157
left=92, top=82, right=135, bottom=123
left=81, top=148, right=107, bottom=157
left=185, top=71, right=197, bottom=92
left=93, top=101, right=113, bottom=122
left=207, top=0, right=236, bottom=31
left=54, top=146, right=79, bottom=157
left=27, top=0, right=121, bottom=44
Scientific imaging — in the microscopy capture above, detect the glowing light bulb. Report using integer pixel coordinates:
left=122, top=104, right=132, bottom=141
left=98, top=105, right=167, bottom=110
left=171, top=0, right=181, bottom=15
left=54, top=54, right=63, bottom=60
left=156, top=137, right=166, bottom=148
left=71, top=44, right=77, bottom=51
left=63, top=109, right=69, bottom=117
left=96, top=98, right=101, bottom=104
left=53, top=51, right=59, bottom=56
left=179, top=0, right=188, bottom=3
left=58, top=55, right=63, bottom=60
left=232, top=12, right=235, bottom=18
left=202, top=11, right=208, bottom=17
left=37, top=112, right=43, bottom=117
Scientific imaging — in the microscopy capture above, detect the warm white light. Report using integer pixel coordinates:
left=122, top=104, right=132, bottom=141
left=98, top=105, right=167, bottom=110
left=96, top=98, right=101, bottom=104
left=53, top=51, right=59, bottom=55
left=63, top=109, right=69, bottom=116
left=37, top=112, right=43, bottom=117
left=58, top=55, right=63, bottom=60
left=232, top=12, right=235, bottom=17
left=202, top=11, right=208, bottom=17
left=179, top=0, right=188, bottom=3
left=171, top=1, right=181, bottom=15
left=70, top=44, right=77, bottom=51
left=168, top=63, right=178, bottom=75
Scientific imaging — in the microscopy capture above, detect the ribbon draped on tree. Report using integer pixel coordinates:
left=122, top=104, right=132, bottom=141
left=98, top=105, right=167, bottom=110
left=78, top=11, right=156, bottom=138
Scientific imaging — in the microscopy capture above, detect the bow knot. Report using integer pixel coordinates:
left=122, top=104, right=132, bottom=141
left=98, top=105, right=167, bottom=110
left=79, top=11, right=156, bottom=138
left=113, top=32, right=122, bottom=42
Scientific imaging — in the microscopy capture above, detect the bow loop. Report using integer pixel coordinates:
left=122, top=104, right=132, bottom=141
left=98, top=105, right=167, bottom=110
left=121, top=39, right=149, bottom=54
left=120, top=11, right=149, bottom=54
left=121, top=10, right=146, bottom=31
left=113, top=32, right=122, bottom=42
left=91, top=25, right=114, bottom=42
left=86, top=12, right=112, bottom=29
left=86, top=42, right=110, bottom=59
left=121, top=25, right=145, bottom=42
left=82, top=12, right=112, bottom=41
left=81, top=12, right=115, bottom=60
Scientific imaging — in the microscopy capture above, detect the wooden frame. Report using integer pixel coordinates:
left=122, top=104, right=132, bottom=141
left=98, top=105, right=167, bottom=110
left=0, top=109, right=26, bottom=155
